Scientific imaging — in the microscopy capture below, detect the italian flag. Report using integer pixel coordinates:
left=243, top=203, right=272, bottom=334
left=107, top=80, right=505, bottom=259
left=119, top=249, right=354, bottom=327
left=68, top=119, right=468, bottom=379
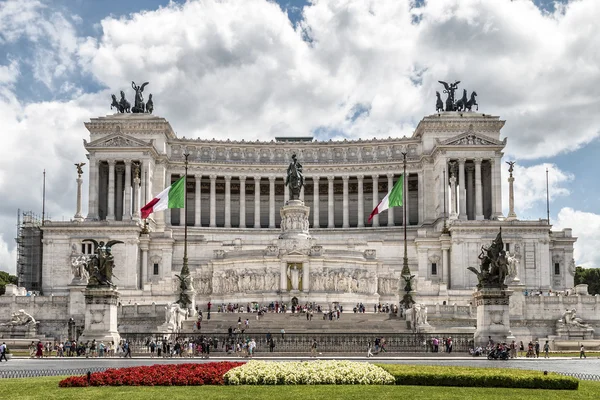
left=368, top=175, right=403, bottom=222
left=141, top=176, right=185, bottom=219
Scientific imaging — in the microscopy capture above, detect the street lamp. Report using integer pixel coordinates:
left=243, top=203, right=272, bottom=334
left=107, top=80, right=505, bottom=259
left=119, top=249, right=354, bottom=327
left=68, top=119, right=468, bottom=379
left=400, top=151, right=414, bottom=309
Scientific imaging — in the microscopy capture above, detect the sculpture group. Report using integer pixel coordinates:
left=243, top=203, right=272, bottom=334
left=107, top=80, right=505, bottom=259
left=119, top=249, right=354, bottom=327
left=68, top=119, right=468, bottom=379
left=436, top=80, right=478, bottom=112
left=110, top=81, right=154, bottom=114
left=81, top=239, right=124, bottom=287
left=468, top=230, right=509, bottom=289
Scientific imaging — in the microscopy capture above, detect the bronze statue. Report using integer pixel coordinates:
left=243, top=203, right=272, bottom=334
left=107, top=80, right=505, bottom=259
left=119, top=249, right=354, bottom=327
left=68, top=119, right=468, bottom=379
left=506, top=161, right=516, bottom=175
left=119, top=91, right=131, bottom=113
left=146, top=94, right=154, bottom=114
left=75, top=162, right=86, bottom=177
left=82, top=239, right=124, bottom=287
left=437, top=81, right=479, bottom=112
left=468, top=229, right=509, bottom=289
left=131, top=81, right=149, bottom=113
left=285, top=153, right=304, bottom=200
left=435, top=91, right=444, bottom=112
left=110, top=94, right=121, bottom=113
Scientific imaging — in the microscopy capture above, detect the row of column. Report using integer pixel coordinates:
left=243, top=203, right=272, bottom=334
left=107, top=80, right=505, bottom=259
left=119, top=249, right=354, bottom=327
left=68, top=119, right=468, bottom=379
left=446, top=158, right=500, bottom=221
left=87, top=159, right=150, bottom=221
left=177, top=174, right=416, bottom=228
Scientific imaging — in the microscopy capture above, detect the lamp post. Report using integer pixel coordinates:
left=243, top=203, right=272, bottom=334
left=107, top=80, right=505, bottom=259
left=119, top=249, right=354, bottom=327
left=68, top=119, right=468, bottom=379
left=182, top=153, right=190, bottom=277
left=400, top=152, right=414, bottom=309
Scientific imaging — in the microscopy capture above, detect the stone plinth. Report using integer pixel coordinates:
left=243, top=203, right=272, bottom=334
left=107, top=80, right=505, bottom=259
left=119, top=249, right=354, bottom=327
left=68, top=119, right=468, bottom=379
left=473, top=288, right=513, bottom=347
left=279, top=200, right=311, bottom=240
left=0, top=323, right=38, bottom=338
left=78, top=287, right=120, bottom=344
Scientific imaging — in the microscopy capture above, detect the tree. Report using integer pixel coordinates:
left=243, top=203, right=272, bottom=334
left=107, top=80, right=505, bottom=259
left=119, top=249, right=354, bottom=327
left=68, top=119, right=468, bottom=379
left=574, top=267, right=600, bottom=295
left=0, top=271, right=18, bottom=295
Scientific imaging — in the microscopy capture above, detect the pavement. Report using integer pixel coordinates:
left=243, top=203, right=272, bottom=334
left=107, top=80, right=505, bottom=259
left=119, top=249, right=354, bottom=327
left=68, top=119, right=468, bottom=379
left=1, top=354, right=599, bottom=377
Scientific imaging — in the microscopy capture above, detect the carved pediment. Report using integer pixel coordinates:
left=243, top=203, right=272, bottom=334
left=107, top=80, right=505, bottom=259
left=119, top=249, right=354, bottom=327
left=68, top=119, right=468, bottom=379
left=437, top=128, right=505, bottom=147
left=84, top=133, right=151, bottom=149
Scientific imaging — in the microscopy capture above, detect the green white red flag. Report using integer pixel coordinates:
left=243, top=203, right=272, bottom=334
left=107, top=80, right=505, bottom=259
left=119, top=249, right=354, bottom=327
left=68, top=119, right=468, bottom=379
left=141, top=176, right=185, bottom=219
left=368, top=175, right=403, bottom=222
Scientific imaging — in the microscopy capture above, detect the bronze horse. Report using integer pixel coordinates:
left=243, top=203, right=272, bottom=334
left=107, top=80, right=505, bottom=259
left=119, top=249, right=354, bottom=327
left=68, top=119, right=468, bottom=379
left=454, top=89, right=468, bottom=112
left=435, top=91, right=444, bottom=112
left=465, top=91, right=478, bottom=111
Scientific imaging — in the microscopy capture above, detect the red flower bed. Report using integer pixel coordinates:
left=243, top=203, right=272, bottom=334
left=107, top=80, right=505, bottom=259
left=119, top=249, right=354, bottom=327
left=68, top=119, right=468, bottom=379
left=59, top=362, right=244, bottom=387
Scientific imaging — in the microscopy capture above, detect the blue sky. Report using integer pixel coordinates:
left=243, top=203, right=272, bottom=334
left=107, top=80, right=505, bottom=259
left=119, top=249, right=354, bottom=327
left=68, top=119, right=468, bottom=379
left=1, top=0, right=600, bottom=273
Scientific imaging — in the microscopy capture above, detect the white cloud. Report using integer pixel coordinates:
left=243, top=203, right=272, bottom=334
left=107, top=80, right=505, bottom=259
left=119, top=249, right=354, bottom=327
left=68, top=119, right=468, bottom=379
left=1, top=0, right=600, bottom=273
left=502, top=162, right=573, bottom=217
left=554, top=208, right=600, bottom=268
left=0, top=234, right=17, bottom=274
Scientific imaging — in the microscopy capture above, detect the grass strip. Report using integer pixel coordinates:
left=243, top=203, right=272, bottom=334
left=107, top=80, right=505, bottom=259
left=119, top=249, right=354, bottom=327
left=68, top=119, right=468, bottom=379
left=377, top=364, right=578, bottom=390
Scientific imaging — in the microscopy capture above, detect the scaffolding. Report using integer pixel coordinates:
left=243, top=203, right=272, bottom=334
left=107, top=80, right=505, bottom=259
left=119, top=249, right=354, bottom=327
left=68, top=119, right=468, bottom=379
left=15, top=210, right=43, bottom=293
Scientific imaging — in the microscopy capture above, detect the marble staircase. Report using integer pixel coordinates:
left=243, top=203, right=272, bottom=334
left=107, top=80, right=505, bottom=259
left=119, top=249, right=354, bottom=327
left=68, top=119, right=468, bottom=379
left=181, top=311, right=408, bottom=334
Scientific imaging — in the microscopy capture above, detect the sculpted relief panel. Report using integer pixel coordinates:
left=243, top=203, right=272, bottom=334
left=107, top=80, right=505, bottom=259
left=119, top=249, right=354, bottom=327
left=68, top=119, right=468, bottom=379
left=310, top=268, right=378, bottom=294
left=212, top=268, right=280, bottom=294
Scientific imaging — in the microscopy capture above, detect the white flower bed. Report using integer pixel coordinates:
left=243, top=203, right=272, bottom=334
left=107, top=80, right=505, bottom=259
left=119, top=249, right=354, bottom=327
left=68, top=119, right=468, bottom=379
left=224, top=360, right=395, bottom=385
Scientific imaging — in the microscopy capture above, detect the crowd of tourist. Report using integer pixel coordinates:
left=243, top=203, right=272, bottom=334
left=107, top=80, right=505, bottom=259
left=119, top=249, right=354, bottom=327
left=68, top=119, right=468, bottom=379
left=25, top=339, right=133, bottom=358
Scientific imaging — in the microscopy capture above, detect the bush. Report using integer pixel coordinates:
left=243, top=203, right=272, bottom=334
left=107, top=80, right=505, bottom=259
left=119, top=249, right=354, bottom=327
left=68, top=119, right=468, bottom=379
left=377, top=364, right=578, bottom=390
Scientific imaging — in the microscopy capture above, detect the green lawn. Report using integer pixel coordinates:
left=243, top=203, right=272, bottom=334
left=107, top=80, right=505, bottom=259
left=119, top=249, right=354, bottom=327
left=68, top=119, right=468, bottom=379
left=2, top=376, right=600, bottom=400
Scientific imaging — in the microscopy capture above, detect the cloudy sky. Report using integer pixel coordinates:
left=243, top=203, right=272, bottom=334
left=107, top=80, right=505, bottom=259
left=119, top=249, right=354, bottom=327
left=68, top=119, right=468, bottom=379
left=1, top=0, right=599, bottom=274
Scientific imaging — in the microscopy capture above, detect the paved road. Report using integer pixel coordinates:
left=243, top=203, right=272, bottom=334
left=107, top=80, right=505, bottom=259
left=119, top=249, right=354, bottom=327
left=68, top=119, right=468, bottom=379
left=1, top=355, right=599, bottom=377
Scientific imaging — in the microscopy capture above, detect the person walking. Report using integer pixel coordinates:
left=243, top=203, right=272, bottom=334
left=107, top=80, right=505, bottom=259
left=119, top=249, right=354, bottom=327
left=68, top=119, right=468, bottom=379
left=367, top=341, right=374, bottom=358
left=534, top=341, right=540, bottom=358
left=310, top=338, right=318, bottom=357
left=543, top=341, right=550, bottom=358
left=580, top=344, right=586, bottom=359
left=0, top=342, right=7, bottom=362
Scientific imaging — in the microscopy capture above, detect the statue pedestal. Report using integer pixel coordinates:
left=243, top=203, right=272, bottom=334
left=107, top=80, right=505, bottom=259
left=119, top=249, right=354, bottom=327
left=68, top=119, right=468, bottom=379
left=556, top=323, right=595, bottom=340
left=0, top=324, right=38, bottom=339
left=473, top=288, right=513, bottom=347
left=279, top=200, right=311, bottom=240
left=79, top=287, right=121, bottom=344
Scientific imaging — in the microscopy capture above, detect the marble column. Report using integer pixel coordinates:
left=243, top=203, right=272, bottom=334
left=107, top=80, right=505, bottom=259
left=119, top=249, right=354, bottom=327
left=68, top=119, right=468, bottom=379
left=74, top=174, right=84, bottom=222
left=239, top=176, right=246, bottom=228
left=86, top=158, right=99, bottom=220
left=327, top=176, right=335, bottom=228
left=466, top=164, right=475, bottom=220
left=224, top=175, right=232, bottom=228
left=313, top=177, right=320, bottom=228
left=140, top=237, right=149, bottom=287
left=300, top=185, right=305, bottom=201
left=133, top=169, right=141, bottom=220
left=417, top=172, right=424, bottom=225
left=493, top=156, right=503, bottom=218
left=140, top=161, right=147, bottom=210
left=209, top=174, right=217, bottom=227
left=342, top=175, right=349, bottom=228
left=357, top=175, right=364, bottom=228
left=284, top=182, right=289, bottom=204
left=439, top=164, right=446, bottom=219
left=387, top=174, right=394, bottom=226
left=474, top=158, right=484, bottom=220
left=144, top=159, right=152, bottom=208
left=254, top=176, right=261, bottom=228
left=123, top=161, right=132, bottom=219
left=371, top=175, right=379, bottom=227
left=449, top=173, right=457, bottom=217
left=106, top=160, right=116, bottom=221
left=458, top=158, right=467, bottom=220
left=195, top=175, right=202, bottom=226
left=178, top=176, right=185, bottom=226
left=115, top=164, right=124, bottom=221
left=506, top=167, right=518, bottom=221
left=269, top=176, right=276, bottom=228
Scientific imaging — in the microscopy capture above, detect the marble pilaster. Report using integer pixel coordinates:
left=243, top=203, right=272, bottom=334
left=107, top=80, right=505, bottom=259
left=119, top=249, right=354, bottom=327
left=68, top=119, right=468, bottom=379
left=195, top=175, right=201, bottom=226
left=209, top=174, right=217, bottom=227
left=254, top=176, right=261, bottom=228
left=371, top=175, right=379, bottom=227
left=269, top=176, right=276, bottom=228
left=313, top=177, right=320, bottom=228
left=239, top=176, right=246, bottom=228
left=124, top=161, right=132, bottom=219
left=327, top=176, right=334, bottom=228
left=474, top=158, right=484, bottom=220
left=106, top=160, right=116, bottom=221
left=342, top=175, right=349, bottom=228
left=357, top=175, right=364, bottom=228
left=387, top=174, right=394, bottom=226
left=458, top=158, right=467, bottom=220
left=224, top=175, right=232, bottom=228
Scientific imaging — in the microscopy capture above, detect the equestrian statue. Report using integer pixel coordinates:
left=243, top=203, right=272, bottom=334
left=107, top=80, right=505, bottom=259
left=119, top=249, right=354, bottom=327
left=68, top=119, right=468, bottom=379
left=436, top=80, right=480, bottom=112
left=285, top=153, right=304, bottom=201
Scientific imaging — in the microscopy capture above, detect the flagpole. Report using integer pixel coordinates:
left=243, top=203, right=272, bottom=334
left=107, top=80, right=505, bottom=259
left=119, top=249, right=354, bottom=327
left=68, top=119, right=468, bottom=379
left=400, top=151, right=413, bottom=309
left=183, top=153, right=189, bottom=274
left=546, top=167, right=550, bottom=225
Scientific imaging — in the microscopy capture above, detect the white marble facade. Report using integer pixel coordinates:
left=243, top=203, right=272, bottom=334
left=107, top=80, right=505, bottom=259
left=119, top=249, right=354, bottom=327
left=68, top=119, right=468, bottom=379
left=38, top=111, right=575, bottom=309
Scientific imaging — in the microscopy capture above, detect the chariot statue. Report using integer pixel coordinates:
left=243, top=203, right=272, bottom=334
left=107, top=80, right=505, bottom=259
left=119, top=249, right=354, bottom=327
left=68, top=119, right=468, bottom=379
left=82, top=239, right=124, bottom=287
left=468, top=229, right=509, bottom=289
